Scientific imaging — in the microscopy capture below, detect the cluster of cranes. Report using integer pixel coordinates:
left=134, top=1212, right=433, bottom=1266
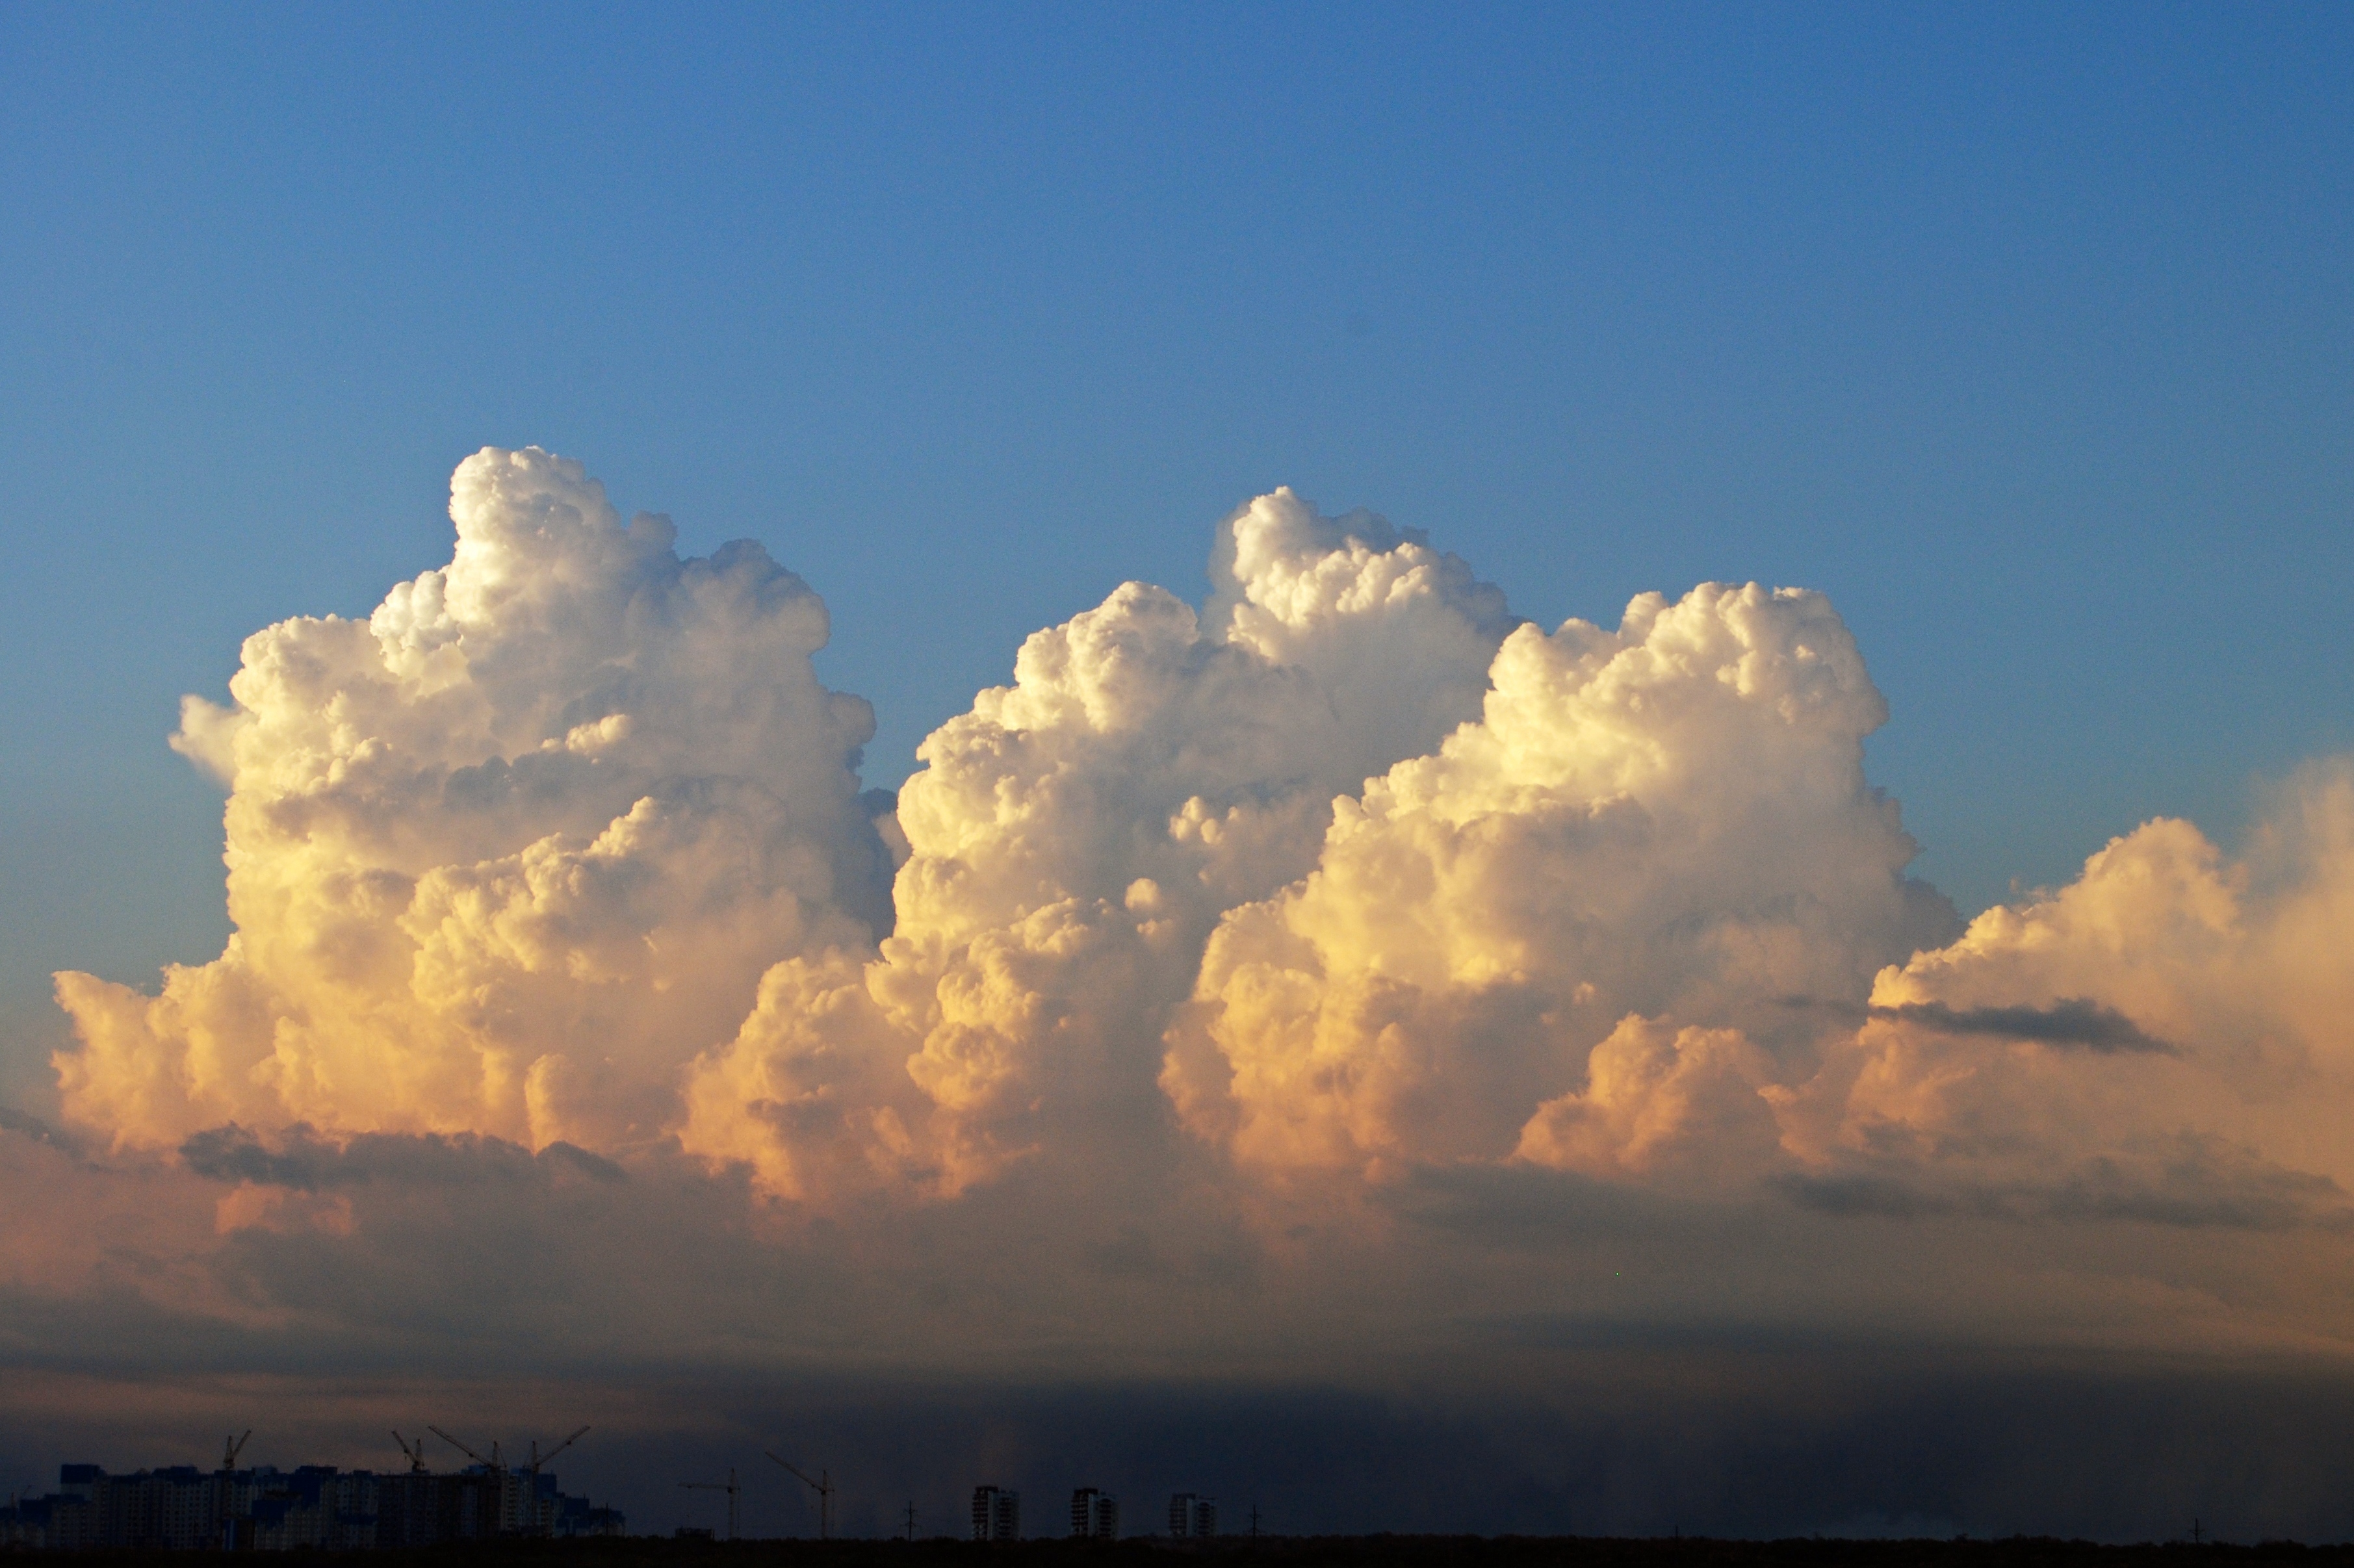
left=207, top=1423, right=840, bottom=1541
left=196, top=1424, right=601, bottom=1541
left=413, top=1423, right=591, bottom=1492
left=680, top=1451, right=837, bottom=1541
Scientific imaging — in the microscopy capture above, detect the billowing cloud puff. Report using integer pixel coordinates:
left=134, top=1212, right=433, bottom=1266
left=56, top=448, right=894, bottom=1151
left=676, top=489, right=1517, bottom=1199
left=1782, top=760, right=2354, bottom=1226
left=28, top=450, right=2354, bottom=1546
left=1167, top=579, right=2354, bottom=1233
left=45, top=449, right=2354, bottom=1254
left=1171, top=584, right=1958, bottom=1177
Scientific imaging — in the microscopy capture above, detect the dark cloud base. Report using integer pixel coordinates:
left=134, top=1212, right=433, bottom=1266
left=5, top=1358, right=2352, bottom=1544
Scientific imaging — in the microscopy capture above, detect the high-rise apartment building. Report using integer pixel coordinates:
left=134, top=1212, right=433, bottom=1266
left=0, top=1462, right=621, bottom=1551
left=970, top=1486, right=1019, bottom=1541
left=1168, top=1493, right=1217, bottom=1538
left=1069, top=1487, right=1117, bottom=1539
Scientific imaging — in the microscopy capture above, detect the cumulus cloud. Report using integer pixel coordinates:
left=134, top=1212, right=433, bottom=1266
left=677, top=489, right=1517, bottom=1200
left=41, top=445, right=2354, bottom=1274
left=31, top=448, right=2354, bottom=1544
left=56, top=448, right=893, bottom=1152
left=1780, top=760, right=2354, bottom=1224
left=1171, top=583, right=1958, bottom=1179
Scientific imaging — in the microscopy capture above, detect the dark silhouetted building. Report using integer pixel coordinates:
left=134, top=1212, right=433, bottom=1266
left=1, top=1460, right=621, bottom=1550
left=972, top=1485, right=1020, bottom=1541
left=1070, top=1487, right=1117, bottom=1538
left=1169, top=1493, right=1217, bottom=1537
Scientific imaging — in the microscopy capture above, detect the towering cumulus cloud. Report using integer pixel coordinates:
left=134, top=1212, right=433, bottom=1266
left=29, top=448, right=2354, bottom=1541
left=55, top=449, right=894, bottom=1151
left=1168, top=584, right=1959, bottom=1179
left=674, top=490, right=1516, bottom=1199
left=46, top=448, right=2354, bottom=1255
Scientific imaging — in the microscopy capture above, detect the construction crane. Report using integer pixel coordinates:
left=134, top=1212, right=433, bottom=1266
left=218, top=1432, right=251, bottom=1473
left=429, top=1428, right=514, bottom=1536
left=680, top=1469, right=740, bottom=1541
left=764, top=1451, right=836, bottom=1540
left=428, top=1426, right=501, bottom=1472
left=524, top=1427, right=588, bottom=1482
left=515, top=1426, right=590, bottom=1536
left=389, top=1433, right=431, bottom=1475
left=527, top=1422, right=586, bottom=1469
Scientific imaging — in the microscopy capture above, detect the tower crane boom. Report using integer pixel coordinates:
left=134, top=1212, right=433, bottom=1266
left=530, top=1426, right=590, bottom=1474
left=427, top=1426, right=492, bottom=1469
left=680, top=1469, right=741, bottom=1541
left=764, top=1451, right=836, bottom=1540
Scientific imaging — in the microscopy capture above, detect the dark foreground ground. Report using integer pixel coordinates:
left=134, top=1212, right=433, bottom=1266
left=21, top=1540, right=2352, bottom=1567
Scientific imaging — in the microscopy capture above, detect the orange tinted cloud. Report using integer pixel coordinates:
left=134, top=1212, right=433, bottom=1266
left=36, top=451, right=2354, bottom=1376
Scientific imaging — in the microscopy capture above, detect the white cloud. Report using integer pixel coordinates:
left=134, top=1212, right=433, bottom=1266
left=1781, top=760, right=2354, bottom=1223
left=57, top=448, right=892, bottom=1151
left=677, top=488, right=1517, bottom=1200
left=1173, top=583, right=1957, bottom=1177
left=45, top=448, right=2354, bottom=1314
left=28, top=450, right=2354, bottom=1547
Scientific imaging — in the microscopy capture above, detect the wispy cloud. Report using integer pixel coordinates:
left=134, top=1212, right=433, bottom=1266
left=1776, top=996, right=2178, bottom=1053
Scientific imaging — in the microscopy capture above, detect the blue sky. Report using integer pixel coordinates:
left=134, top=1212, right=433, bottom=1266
left=2, top=1, right=2348, bottom=1103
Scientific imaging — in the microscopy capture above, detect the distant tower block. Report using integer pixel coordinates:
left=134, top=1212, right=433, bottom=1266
left=1070, top=1487, right=1118, bottom=1539
left=1169, top=1493, right=1217, bottom=1538
left=971, top=1486, right=1020, bottom=1541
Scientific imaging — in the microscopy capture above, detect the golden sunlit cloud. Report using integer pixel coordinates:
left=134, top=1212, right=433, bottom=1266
left=40, top=448, right=2354, bottom=1307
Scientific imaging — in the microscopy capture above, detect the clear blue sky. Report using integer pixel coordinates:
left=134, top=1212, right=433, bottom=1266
left=3, top=1, right=2348, bottom=1106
